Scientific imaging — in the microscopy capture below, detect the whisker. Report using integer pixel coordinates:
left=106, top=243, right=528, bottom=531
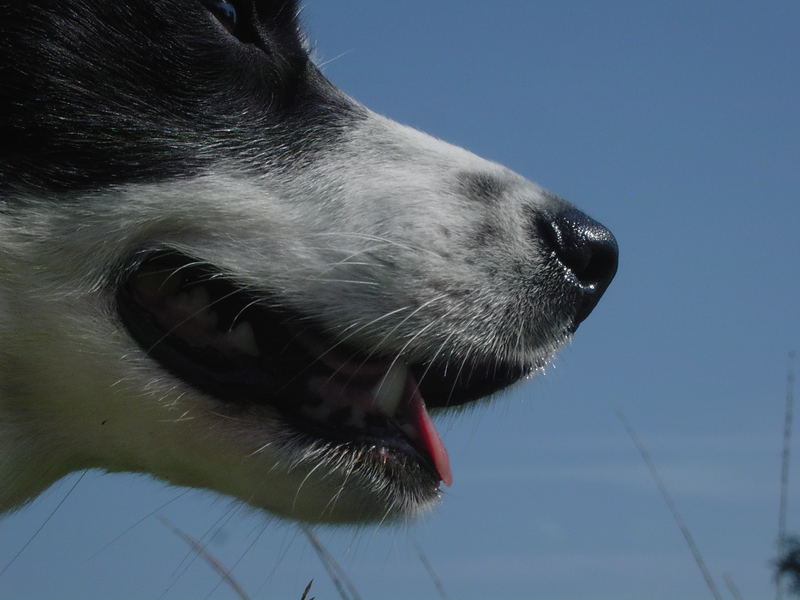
left=273, top=305, right=413, bottom=393
left=327, top=294, right=449, bottom=391
left=310, top=231, right=439, bottom=257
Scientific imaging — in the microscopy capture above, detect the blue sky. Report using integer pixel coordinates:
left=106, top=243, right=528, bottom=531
left=2, top=1, right=799, bottom=599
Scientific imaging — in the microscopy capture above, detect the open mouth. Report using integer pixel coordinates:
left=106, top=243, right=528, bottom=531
left=116, top=250, right=531, bottom=487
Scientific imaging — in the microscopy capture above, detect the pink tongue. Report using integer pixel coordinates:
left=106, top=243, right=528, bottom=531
left=404, top=376, right=453, bottom=487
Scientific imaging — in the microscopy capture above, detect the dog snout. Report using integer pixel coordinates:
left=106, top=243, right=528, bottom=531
left=536, top=207, right=618, bottom=325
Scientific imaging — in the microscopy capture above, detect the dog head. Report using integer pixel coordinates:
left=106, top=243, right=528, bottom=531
left=0, top=0, right=617, bottom=521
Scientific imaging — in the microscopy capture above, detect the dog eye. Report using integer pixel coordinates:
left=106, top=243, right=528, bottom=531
left=203, top=0, right=238, bottom=34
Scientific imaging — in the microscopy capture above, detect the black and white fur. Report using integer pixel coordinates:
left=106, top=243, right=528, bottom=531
left=0, top=0, right=617, bottom=522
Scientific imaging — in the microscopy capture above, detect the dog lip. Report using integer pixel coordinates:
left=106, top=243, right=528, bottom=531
left=300, top=363, right=452, bottom=485
left=413, top=360, right=533, bottom=409
left=115, top=250, right=474, bottom=483
left=116, top=249, right=532, bottom=487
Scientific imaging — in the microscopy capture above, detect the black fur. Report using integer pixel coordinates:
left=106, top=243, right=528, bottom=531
left=0, top=0, right=365, bottom=193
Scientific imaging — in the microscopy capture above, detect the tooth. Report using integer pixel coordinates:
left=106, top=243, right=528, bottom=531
left=157, top=272, right=183, bottom=296
left=195, top=308, right=218, bottom=331
left=302, top=405, right=332, bottom=422
left=401, top=424, right=416, bottom=438
left=228, top=322, right=259, bottom=356
left=188, top=287, right=211, bottom=312
left=174, top=292, right=191, bottom=311
left=133, top=269, right=166, bottom=299
left=346, top=409, right=366, bottom=428
left=371, top=362, right=407, bottom=416
left=203, top=310, right=219, bottom=329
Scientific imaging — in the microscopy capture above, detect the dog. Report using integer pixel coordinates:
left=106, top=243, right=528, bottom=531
left=0, top=0, right=617, bottom=523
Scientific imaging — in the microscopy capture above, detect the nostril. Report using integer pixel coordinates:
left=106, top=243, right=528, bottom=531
left=537, top=207, right=619, bottom=323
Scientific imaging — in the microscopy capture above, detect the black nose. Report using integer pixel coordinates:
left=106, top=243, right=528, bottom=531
left=538, top=207, right=618, bottom=325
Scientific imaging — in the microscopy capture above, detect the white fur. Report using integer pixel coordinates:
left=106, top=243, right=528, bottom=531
left=0, top=109, right=572, bottom=521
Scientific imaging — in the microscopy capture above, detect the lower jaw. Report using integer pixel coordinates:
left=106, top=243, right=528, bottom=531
left=198, top=403, right=445, bottom=522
